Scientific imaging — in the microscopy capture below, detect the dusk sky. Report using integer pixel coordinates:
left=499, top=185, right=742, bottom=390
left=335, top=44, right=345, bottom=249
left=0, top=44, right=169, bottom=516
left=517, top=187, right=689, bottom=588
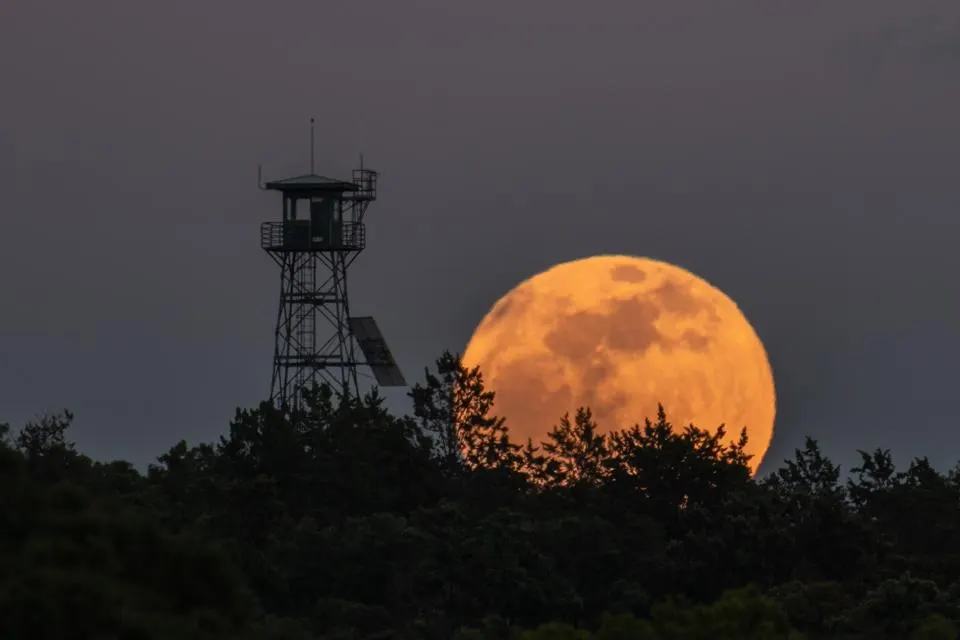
left=2, top=1, right=959, bottom=474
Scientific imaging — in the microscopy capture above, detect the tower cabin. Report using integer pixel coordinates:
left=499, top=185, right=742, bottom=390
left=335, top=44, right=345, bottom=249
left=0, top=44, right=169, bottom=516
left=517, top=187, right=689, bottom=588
left=260, top=171, right=377, bottom=253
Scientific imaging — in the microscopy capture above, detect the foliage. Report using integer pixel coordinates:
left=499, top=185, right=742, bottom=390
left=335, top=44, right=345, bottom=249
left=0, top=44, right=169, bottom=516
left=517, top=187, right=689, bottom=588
left=4, top=352, right=960, bottom=638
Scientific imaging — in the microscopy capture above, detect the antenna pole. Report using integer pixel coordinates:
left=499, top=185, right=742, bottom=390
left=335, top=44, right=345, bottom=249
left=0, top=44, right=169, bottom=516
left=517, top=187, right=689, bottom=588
left=310, top=118, right=315, bottom=174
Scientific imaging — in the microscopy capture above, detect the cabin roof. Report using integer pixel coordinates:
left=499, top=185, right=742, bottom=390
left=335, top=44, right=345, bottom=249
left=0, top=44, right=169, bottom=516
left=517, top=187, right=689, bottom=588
left=263, top=174, right=359, bottom=193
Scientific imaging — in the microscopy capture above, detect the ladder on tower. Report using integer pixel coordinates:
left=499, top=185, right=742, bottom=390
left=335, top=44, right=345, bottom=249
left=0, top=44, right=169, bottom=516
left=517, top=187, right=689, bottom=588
left=297, top=256, right=316, bottom=365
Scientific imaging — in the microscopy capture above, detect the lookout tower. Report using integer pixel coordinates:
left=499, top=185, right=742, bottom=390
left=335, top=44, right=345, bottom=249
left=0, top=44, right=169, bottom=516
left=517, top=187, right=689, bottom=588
left=259, top=144, right=405, bottom=413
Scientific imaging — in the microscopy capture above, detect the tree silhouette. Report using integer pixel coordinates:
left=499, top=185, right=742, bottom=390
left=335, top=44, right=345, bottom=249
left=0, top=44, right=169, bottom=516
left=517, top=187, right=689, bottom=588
left=7, top=353, right=960, bottom=638
left=540, top=407, right=609, bottom=488
left=410, top=351, right=521, bottom=474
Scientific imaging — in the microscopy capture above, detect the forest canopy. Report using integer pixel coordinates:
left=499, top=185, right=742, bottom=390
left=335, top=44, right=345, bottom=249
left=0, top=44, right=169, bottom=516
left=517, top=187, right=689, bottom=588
left=2, top=352, right=959, bottom=639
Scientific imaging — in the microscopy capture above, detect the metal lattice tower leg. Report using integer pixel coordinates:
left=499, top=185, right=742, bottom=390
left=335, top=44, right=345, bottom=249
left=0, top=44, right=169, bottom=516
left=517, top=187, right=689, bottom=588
left=269, top=250, right=360, bottom=412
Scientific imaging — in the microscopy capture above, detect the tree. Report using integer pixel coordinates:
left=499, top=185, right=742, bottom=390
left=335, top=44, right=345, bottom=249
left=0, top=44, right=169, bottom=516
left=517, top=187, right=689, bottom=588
left=539, top=407, right=609, bottom=488
left=765, top=436, right=844, bottom=501
left=14, top=410, right=79, bottom=482
left=410, top=352, right=521, bottom=474
left=763, top=438, right=884, bottom=584
left=649, top=586, right=803, bottom=640
left=604, top=406, right=752, bottom=525
left=847, top=452, right=960, bottom=585
left=911, top=613, right=958, bottom=640
left=15, top=348, right=960, bottom=637
left=0, top=439, right=268, bottom=639
left=772, top=581, right=853, bottom=637
left=519, top=622, right=591, bottom=640
left=595, top=612, right=659, bottom=639
left=841, top=573, right=948, bottom=638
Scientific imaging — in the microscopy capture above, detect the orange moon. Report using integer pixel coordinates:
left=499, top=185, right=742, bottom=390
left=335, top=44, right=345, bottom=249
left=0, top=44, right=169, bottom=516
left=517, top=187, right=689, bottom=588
left=462, top=255, right=776, bottom=474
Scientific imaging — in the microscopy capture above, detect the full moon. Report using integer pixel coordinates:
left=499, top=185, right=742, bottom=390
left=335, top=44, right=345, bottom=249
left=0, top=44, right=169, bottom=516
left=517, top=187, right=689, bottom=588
left=462, top=255, right=776, bottom=474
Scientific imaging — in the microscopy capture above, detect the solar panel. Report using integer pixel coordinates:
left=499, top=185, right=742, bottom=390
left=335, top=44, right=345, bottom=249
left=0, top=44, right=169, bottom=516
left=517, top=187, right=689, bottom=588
left=349, top=316, right=407, bottom=387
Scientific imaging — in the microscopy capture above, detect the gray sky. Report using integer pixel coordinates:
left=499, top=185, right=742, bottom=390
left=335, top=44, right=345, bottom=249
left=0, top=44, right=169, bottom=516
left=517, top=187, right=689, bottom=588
left=2, top=0, right=959, bottom=475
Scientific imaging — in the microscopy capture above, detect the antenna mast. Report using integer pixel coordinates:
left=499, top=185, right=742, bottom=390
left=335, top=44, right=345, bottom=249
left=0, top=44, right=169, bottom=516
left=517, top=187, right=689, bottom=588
left=309, top=118, right=315, bottom=174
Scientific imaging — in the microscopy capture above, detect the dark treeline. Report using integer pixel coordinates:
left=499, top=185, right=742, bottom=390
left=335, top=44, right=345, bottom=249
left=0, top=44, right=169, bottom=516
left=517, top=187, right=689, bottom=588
left=3, top=353, right=960, bottom=639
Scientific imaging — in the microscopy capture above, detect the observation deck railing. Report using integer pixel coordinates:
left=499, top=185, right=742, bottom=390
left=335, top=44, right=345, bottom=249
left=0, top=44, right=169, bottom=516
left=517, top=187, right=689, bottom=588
left=260, top=221, right=366, bottom=252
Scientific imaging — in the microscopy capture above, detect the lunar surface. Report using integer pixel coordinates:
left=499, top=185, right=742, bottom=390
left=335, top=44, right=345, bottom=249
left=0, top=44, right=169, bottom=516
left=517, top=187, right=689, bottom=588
left=462, top=255, right=776, bottom=474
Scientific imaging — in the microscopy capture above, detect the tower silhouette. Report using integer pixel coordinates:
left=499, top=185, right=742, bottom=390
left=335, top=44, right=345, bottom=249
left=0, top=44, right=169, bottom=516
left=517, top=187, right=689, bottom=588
left=259, top=138, right=405, bottom=413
